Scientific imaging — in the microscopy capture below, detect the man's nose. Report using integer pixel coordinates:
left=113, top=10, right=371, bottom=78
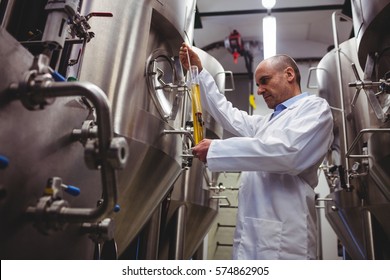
left=257, top=86, right=265, bottom=95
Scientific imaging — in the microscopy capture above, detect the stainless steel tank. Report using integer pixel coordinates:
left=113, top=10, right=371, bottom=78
left=0, top=19, right=111, bottom=259
left=76, top=0, right=197, bottom=256
left=0, top=0, right=198, bottom=259
left=352, top=0, right=390, bottom=79
left=158, top=47, right=225, bottom=260
left=317, top=6, right=390, bottom=259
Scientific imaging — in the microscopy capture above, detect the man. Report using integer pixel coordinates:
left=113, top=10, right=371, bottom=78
left=179, top=43, right=333, bottom=260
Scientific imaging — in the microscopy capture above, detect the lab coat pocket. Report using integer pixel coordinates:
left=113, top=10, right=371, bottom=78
left=237, top=217, right=282, bottom=259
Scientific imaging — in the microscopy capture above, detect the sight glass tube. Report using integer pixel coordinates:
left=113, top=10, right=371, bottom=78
left=190, top=65, right=204, bottom=145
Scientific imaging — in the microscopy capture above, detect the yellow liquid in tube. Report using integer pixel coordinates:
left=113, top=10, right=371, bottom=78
left=191, top=83, right=204, bottom=144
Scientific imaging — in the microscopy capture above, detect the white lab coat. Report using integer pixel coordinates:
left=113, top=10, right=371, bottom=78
left=198, top=69, right=333, bottom=259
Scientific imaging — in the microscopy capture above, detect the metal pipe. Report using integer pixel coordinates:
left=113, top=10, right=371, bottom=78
left=202, top=167, right=213, bottom=187
left=142, top=204, right=162, bottom=260
left=332, top=11, right=353, bottom=189
left=171, top=204, right=186, bottom=259
left=22, top=81, right=118, bottom=223
left=362, top=209, right=375, bottom=259
left=215, top=71, right=235, bottom=92
left=163, top=129, right=195, bottom=147
left=199, top=5, right=344, bottom=17
left=0, top=0, right=17, bottom=28
left=346, top=128, right=390, bottom=157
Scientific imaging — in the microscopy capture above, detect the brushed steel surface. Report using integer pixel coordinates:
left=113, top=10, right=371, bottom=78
left=318, top=37, right=390, bottom=259
left=159, top=49, right=225, bottom=259
left=351, top=0, right=390, bottom=76
left=0, top=27, right=101, bottom=259
left=77, top=0, right=197, bottom=255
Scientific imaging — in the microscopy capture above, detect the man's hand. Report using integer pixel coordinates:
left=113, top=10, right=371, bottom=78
left=192, top=139, right=212, bottom=163
left=179, top=43, right=203, bottom=72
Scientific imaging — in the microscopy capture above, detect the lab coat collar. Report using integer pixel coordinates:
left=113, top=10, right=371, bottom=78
left=281, top=92, right=309, bottom=109
left=269, top=92, right=310, bottom=121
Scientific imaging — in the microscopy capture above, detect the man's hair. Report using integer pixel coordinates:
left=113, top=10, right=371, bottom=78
left=269, top=54, right=301, bottom=89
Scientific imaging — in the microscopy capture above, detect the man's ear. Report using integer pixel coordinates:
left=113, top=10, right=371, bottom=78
left=285, top=67, right=295, bottom=82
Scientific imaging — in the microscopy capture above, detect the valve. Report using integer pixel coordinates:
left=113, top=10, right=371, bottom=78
left=0, top=155, right=9, bottom=169
left=379, top=74, right=390, bottom=94
left=42, top=0, right=80, bottom=50
left=9, top=71, right=123, bottom=225
left=349, top=143, right=369, bottom=180
left=50, top=70, right=66, bottom=82
left=349, top=63, right=386, bottom=121
left=26, top=177, right=81, bottom=234
left=43, top=177, right=80, bottom=199
left=70, top=12, right=113, bottom=42
left=34, top=198, right=69, bottom=234
left=63, top=184, right=81, bottom=196
left=225, top=30, right=244, bottom=64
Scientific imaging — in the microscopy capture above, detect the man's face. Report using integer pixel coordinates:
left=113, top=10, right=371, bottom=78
left=254, top=60, right=291, bottom=109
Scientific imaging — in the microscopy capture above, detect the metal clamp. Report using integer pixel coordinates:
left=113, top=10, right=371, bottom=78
left=15, top=54, right=55, bottom=110
left=72, top=120, right=98, bottom=145
left=81, top=218, right=115, bottom=244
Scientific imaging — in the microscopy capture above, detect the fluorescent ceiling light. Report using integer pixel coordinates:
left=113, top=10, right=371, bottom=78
left=262, top=0, right=276, bottom=9
left=263, top=15, right=276, bottom=59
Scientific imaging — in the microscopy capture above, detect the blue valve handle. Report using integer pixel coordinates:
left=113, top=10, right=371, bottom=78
left=52, top=71, right=66, bottom=82
left=113, top=204, right=120, bottom=212
left=0, top=155, right=9, bottom=169
left=62, top=184, right=81, bottom=196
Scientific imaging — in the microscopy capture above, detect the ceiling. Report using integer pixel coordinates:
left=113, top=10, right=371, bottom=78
left=193, top=0, right=353, bottom=73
